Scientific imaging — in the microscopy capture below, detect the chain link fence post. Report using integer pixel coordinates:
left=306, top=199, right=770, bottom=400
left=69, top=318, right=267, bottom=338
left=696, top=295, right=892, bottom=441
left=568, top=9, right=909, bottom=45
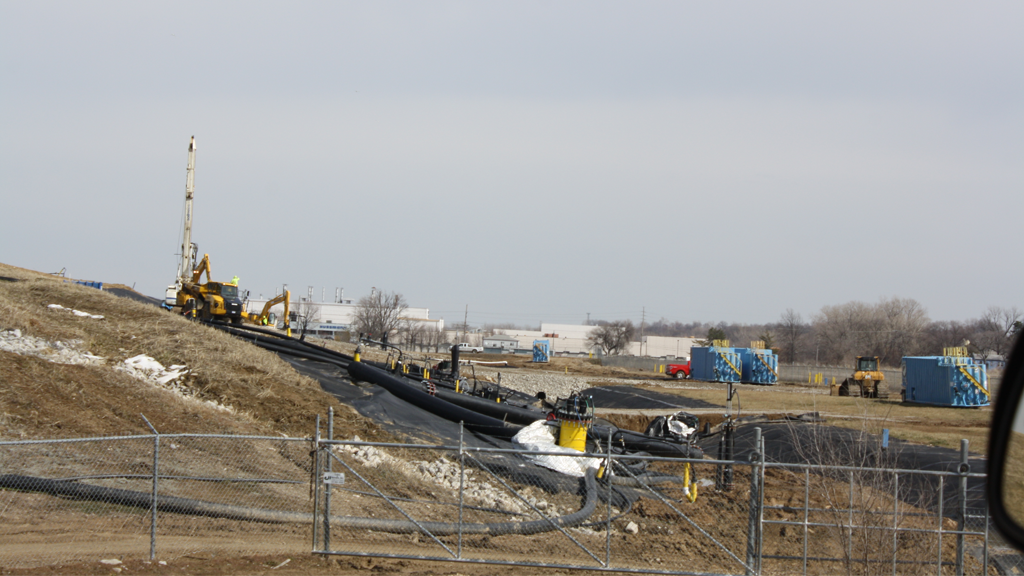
left=956, top=438, right=969, bottom=576
left=745, top=427, right=761, bottom=576
left=140, top=414, right=159, bottom=562
left=458, top=421, right=465, bottom=559
left=324, top=407, right=333, bottom=552
left=312, top=413, right=321, bottom=551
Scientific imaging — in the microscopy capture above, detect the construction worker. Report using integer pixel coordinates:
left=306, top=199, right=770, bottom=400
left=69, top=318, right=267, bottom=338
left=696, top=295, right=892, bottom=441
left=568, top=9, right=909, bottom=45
left=231, top=275, right=239, bottom=285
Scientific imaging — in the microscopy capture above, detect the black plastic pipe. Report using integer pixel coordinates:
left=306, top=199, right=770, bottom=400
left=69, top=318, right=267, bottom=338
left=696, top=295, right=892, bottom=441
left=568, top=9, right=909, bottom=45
left=347, top=361, right=523, bottom=439
left=0, top=470, right=598, bottom=536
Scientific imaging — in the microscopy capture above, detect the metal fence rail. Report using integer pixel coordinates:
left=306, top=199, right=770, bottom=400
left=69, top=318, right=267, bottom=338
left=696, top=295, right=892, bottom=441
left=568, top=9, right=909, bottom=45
left=2, top=423, right=1023, bottom=575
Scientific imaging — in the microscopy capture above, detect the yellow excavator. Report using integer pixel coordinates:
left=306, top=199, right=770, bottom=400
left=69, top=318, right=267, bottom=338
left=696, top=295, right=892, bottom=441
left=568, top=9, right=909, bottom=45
left=241, top=290, right=291, bottom=332
left=837, top=356, right=888, bottom=398
left=172, top=253, right=244, bottom=323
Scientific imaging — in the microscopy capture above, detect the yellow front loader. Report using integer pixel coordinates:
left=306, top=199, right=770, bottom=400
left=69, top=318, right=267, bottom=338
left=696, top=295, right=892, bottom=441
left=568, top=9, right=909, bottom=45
left=837, top=356, right=888, bottom=398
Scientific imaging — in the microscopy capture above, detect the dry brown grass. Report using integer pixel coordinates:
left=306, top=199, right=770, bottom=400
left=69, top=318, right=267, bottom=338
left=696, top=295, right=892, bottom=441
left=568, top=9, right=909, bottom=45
left=0, top=262, right=390, bottom=441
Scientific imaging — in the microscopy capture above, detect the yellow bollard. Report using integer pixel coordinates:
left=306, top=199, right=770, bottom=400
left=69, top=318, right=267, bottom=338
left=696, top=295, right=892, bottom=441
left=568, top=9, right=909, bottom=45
left=683, top=463, right=698, bottom=502
left=455, top=379, right=459, bottom=393
left=565, top=366, right=568, bottom=374
left=424, top=368, right=430, bottom=380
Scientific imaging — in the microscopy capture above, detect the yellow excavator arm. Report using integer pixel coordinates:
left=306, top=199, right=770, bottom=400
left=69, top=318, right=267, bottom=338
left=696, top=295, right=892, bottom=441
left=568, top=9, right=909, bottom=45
left=191, top=253, right=212, bottom=284
left=243, top=290, right=290, bottom=331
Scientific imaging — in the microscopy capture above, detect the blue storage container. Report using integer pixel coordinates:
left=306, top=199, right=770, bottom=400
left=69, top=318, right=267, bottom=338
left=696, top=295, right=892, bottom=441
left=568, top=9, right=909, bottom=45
left=901, top=355, right=989, bottom=407
left=532, top=340, right=551, bottom=363
left=738, top=348, right=778, bottom=385
left=690, top=346, right=742, bottom=382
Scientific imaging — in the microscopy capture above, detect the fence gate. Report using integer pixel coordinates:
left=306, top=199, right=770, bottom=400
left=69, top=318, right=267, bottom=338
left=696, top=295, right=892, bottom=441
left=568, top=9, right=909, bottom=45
left=312, top=431, right=760, bottom=575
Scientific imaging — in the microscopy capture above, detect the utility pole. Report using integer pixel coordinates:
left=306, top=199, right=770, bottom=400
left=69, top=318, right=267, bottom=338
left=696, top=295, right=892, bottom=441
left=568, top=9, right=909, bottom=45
left=586, top=312, right=590, bottom=326
left=640, top=307, right=646, bottom=357
left=462, top=305, right=469, bottom=341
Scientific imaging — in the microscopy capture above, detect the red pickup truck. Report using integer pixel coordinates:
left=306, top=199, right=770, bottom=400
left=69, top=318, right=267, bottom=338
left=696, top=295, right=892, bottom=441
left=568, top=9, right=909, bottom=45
left=667, top=361, right=691, bottom=379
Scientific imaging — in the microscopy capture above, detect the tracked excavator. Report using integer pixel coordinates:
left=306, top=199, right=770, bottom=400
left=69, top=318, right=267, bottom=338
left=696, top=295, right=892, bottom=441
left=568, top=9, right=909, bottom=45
left=241, top=289, right=291, bottom=332
left=164, top=137, right=244, bottom=323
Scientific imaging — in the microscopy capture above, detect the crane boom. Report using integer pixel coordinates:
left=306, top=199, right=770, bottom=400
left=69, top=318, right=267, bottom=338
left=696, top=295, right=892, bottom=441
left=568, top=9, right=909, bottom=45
left=177, top=136, right=197, bottom=287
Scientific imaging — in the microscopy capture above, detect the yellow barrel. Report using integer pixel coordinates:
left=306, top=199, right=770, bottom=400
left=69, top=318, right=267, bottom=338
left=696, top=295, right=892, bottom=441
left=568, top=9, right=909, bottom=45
left=558, top=419, right=588, bottom=452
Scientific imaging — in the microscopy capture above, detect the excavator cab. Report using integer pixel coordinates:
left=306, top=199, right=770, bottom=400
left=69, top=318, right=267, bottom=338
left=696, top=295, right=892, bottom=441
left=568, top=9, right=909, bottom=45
left=857, top=357, right=879, bottom=372
left=838, top=356, right=888, bottom=398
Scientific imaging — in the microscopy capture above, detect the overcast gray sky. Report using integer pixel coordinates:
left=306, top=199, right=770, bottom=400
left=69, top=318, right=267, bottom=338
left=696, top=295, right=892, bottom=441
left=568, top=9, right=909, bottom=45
left=2, top=2, right=1021, bottom=327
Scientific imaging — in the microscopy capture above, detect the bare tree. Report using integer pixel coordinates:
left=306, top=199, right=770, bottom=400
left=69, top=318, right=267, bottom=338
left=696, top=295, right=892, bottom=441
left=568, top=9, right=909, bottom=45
left=353, top=289, right=408, bottom=343
left=920, top=319, right=976, bottom=355
left=778, top=309, right=805, bottom=364
left=292, top=299, right=321, bottom=341
left=977, top=306, right=1023, bottom=359
left=812, top=301, right=875, bottom=365
left=590, top=320, right=636, bottom=355
left=873, top=296, right=930, bottom=365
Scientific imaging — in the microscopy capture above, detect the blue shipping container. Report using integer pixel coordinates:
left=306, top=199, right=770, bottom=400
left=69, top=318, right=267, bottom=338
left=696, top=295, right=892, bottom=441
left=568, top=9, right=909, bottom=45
left=902, top=356, right=989, bottom=407
left=738, top=348, right=779, bottom=385
left=690, top=346, right=742, bottom=382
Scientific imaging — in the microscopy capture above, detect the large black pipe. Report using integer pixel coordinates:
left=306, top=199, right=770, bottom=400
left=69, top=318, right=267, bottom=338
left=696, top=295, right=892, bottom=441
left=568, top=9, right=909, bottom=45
left=0, top=470, right=599, bottom=536
left=347, top=361, right=523, bottom=439
left=432, top=386, right=547, bottom=426
left=450, top=343, right=460, bottom=381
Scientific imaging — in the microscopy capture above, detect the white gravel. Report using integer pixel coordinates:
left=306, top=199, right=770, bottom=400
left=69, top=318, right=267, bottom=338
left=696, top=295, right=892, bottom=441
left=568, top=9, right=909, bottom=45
left=471, top=367, right=653, bottom=401
left=339, top=437, right=532, bottom=515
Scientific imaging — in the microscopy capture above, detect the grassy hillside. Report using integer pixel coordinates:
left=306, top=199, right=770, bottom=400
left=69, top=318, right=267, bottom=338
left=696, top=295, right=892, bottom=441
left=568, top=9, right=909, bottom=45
left=0, top=262, right=388, bottom=441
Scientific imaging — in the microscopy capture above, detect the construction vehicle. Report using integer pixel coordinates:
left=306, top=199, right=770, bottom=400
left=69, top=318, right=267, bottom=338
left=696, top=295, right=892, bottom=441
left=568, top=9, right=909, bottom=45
left=241, top=289, right=291, bottom=331
left=164, top=137, right=244, bottom=323
left=836, top=356, right=888, bottom=398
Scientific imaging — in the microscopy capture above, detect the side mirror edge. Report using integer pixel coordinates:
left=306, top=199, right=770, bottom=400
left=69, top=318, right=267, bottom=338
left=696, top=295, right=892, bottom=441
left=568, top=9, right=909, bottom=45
left=987, top=332, right=1024, bottom=549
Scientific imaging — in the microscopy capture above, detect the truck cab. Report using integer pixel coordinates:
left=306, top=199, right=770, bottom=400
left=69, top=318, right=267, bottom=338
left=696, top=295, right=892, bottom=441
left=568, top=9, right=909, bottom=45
left=667, top=361, right=691, bottom=379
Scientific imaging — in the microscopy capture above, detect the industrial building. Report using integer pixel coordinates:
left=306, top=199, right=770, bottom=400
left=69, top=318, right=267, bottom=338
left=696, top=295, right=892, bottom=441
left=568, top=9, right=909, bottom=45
left=244, top=290, right=442, bottom=340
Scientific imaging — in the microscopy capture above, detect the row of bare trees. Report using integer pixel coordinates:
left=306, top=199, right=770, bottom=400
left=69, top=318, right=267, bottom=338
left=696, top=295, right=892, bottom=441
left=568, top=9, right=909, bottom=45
left=305, top=287, right=1020, bottom=366
left=642, top=299, right=1021, bottom=367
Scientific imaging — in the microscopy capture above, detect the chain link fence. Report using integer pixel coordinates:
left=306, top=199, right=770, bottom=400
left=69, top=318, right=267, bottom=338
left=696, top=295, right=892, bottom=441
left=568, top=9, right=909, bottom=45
left=3, top=428, right=1022, bottom=574
left=0, top=433, right=314, bottom=569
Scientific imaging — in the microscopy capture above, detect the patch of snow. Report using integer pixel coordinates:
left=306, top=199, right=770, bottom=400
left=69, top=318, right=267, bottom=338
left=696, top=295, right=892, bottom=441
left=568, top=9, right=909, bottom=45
left=115, top=354, right=234, bottom=414
left=47, top=304, right=104, bottom=319
left=0, top=329, right=235, bottom=414
left=0, top=329, right=104, bottom=365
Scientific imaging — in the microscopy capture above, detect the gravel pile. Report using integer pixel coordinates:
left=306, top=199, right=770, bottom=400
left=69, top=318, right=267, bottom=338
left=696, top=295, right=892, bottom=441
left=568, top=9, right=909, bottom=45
left=339, top=438, right=530, bottom=514
left=471, top=367, right=650, bottom=401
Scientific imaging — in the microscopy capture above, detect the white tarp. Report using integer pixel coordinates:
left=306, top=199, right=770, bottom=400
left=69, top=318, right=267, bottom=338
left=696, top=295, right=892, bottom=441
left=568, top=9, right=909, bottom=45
left=512, top=420, right=601, bottom=477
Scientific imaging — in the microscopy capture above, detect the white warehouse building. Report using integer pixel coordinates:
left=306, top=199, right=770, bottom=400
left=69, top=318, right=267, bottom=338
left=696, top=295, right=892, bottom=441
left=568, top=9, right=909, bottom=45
left=245, top=292, right=442, bottom=339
